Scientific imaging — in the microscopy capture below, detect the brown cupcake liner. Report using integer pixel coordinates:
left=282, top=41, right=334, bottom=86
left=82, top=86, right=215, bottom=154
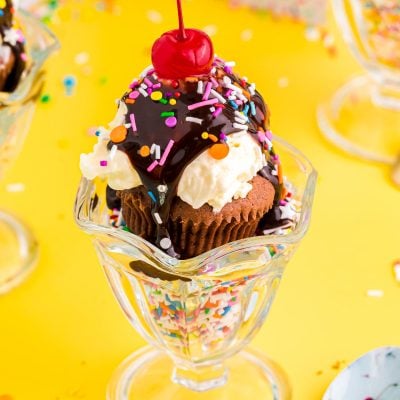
left=118, top=175, right=275, bottom=259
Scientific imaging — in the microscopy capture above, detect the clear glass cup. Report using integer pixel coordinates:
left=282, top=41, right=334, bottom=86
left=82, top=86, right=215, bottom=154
left=317, top=0, right=400, bottom=184
left=74, top=137, right=317, bottom=400
left=0, top=11, right=59, bottom=294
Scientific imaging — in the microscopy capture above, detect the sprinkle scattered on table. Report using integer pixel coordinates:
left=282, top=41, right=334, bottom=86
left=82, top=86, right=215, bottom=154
left=393, top=260, right=400, bottom=283
left=6, top=182, right=25, bottom=193
left=366, top=289, right=384, bottom=298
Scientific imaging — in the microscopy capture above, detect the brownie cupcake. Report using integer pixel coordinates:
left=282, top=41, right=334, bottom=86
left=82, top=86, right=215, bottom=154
left=0, top=0, right=27, bottom=92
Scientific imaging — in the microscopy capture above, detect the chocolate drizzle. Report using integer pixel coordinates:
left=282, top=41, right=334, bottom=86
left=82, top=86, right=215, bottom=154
left=0, top=0, right=26, bottom=92
left=106, top=60, right=286, bottom=256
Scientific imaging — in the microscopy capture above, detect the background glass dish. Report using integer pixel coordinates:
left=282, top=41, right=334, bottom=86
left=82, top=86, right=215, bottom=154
left=75, top=136, right=317, bottom=399
left=317, top=0, right=400, bottom=185
left=0, top=11, right=59, bottom=294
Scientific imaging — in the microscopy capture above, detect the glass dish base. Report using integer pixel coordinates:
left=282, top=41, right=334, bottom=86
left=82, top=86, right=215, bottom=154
left=107, top=346, right=291, bottom=400
left=0, top=210, right=39, bottom=295
left=317, top=74, right=400, bottom=166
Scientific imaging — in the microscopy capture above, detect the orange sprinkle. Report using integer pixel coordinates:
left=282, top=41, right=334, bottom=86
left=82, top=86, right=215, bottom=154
left=110, top=125, right=127, bottom=143
left=185, top=77, right=199, bottom=83
left=208, top=134, right=219, bottom=143
left=278, top=164, right=283, bottom=184
left=139, top=145, right=150, bottom=157
left=125, top=99, right=135, bottom=104
left=209, top=143, right=230, bottom=160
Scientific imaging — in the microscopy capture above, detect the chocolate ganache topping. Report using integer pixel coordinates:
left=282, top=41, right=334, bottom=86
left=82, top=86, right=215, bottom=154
left=0, top=0, right=26, bottom=92
left=106, top=59, right=285, bottom=256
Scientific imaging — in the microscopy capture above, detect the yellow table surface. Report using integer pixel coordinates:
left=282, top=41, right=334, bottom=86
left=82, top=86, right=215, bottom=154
left=0, top=1, right=399, bottom=399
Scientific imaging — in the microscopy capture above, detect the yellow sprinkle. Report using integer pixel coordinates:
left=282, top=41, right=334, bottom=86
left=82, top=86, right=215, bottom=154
left=150, top=91, right=163, bottom=101
left=169, top=98, right=177, bottom=105
left=201, top=132, right=209, bottom=140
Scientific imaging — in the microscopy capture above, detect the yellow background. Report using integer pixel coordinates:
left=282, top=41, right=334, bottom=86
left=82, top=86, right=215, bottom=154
left=0, top=0, right=399, bottom=398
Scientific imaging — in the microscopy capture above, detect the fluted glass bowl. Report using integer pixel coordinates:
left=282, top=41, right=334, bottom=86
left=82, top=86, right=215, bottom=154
left=317, top=0, right=400, bottom=185
left=0, top=11, right=59, bottom=294
left=75, top=136, right=317, bottom=400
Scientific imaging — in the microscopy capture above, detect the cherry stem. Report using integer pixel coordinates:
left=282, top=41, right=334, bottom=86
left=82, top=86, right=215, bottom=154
left=177, top=0, right=187, bottom=41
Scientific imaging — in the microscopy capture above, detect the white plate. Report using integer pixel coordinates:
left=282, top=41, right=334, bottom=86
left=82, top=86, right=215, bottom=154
left=323, top=347, right=400, bottom=400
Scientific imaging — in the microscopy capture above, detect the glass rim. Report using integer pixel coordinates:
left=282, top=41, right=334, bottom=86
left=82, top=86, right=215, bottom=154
left=74, top=135, right=317, bottom=273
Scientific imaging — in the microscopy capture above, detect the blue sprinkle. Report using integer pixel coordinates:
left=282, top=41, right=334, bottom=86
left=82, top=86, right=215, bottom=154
left=221, top=306, right=231, bottom=316
left=148, top=191, right=157, bottom=203
left=156, top=307, right=163, bottom=317
left=95, top=130, right=101, bottom=136
left=63, top=74, right=77, bottom=96
left=250, top=101, right=256, bottom=116
left=229, top=100, right=239, bottom=110
left=243, top=104, right=250, bottom=116
left=0, top=10, right=4, bottom=16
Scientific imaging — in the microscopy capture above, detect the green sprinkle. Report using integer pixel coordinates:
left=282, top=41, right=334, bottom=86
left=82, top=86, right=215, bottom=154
left=159, top=98, right=168, bottom=105
left=205, top=308, right=210, bottom=314
left=122, top=226, right=131, bottom=232
left=161, top=111, right=174, bottom=117
left=40, top=94, right=51, bottom=103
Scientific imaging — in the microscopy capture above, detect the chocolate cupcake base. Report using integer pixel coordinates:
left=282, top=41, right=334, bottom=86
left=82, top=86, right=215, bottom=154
left=119, top=176, right=275, bottom=259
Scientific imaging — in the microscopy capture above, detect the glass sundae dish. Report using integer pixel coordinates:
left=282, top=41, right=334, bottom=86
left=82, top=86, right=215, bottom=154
left=75, top=1, right=317, bottom=398
left=0, top=0, right=59, bottom=293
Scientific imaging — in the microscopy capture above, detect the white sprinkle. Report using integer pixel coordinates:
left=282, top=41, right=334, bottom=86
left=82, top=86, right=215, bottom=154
left=249, top=84, right=256, bottom=96
left=393, top=262, right=400, bottom=282
left=124, top=123, right=131, bottom=129
left=223, top=76, right=232, bottom=85
left=225, top=61, right=236, bottom=67
left=140, top=65, right=154, bottom=78
left=197, top=81, right=204, bottom=94
left=140, top=83, right=148, bottom=90
left=278, top=77, right=289, bottom=88
left=367, top=289, right=384, bottom=298
left=147, top=9, right=163, bottom=24
left=154, top=213, right=163, bottom=224
left=74, top=51, right=90, bottom=65
left=211, top=67, right=217, bottom=74
left=160, top=237, right=172, bottom=249
left=210, top=89, right=227, bottom=104
left=237, top=93, right=248, bottom=102
left=240, top=29, right=253, bottom=42
left=186, top=117, right=203, bottom=125
left=109, top=145, right=118, bottom=160
left=227, top=83, right=243, bottom=94
left=209, top=107, right=216, bottom=112
left=228, top=95, right=237, bottom=101
left=150, top=143, right=156, bottom=154
left=203, top=24, right=218, bottom=36
left=233, top=123, right=248, bottom=130
left=305, top=26, right=321, bottom=42
left=157, top=185, right=167, bottom=193
left=155, top=145, right=161, bottom=160
left=6, top=182, right=25, bottom=193
left=139, top=88, right=148, bottom=97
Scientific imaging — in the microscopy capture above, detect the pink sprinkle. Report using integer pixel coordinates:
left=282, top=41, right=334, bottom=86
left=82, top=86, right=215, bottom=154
left=159, top=139, right=175, bottom=166
left=129, top=80, right=139, bottom=89
left=100, top=160, right=108, bottom=167
left=130, top=113, right=137, bottom=132
left=236, top=100, right=243, bottom=105
left=20, top=53, right=28, bottom=62
left=188, top=98, right=218, bottom=111
left=147, top=160, right=159, bottom=172
left=165, top=116, right=177, bottom=128
left=144, top=78, right=153, bottom=87
left=279, top=200, right=287, bottom=206
left=147, top=88, right=153, bottom=94
left=257, top=131, right=265, bottom=143
left=211, top=77, right=219, bottom=88
left=212, top=107, right=223, bottom=118
left=129, top=91, right=140, bottom=99
left=226, top=89, right=233, bottom=97
left=153, top=83, right=161, bottom=89
left=202, top=82, right=212, bottom=100
left=265, top=130, right=273, bottom=140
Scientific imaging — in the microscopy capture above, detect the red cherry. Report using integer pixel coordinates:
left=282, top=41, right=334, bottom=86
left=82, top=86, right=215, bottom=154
left=151, top=0, right=214, bottom=79
left=152, top=29, right=214, bottom=79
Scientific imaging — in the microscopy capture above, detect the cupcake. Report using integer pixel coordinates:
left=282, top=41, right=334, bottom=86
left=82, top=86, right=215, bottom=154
left=81, top=19, right=294, bottom=259
left=0, top=0, right=27, bottom=92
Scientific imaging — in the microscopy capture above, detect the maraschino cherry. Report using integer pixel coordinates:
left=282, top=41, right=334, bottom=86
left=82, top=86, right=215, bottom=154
left=151, top=0, right=214, bottom=79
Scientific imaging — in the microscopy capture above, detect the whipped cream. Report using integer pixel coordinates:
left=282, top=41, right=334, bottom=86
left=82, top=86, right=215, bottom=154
left=80, top=131, right=265, bottom=212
